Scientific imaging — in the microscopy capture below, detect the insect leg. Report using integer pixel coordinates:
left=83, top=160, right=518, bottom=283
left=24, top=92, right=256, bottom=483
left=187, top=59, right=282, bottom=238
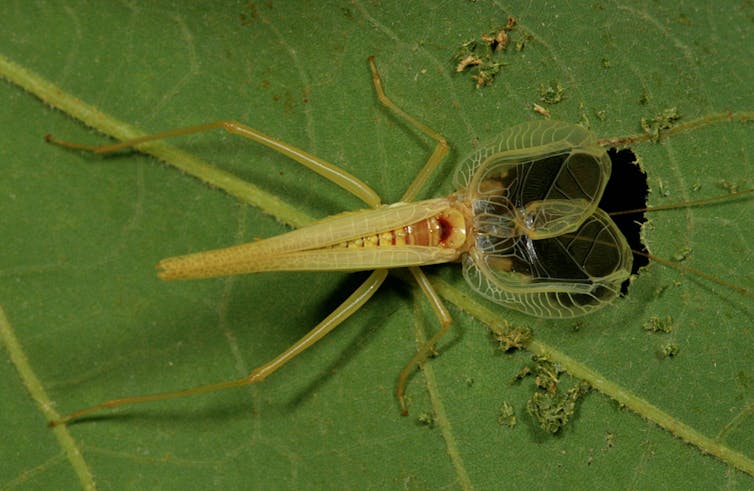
left=369, top=57, right=458, bottom=413
left=50, top=269, right=388, bottom=426
left=232, top=269, right=389, bottom=383
left=368, top=57, right=449, bottom=202
left=396, top=267, right=453, bottom=415
left=47, top=120, right=381, bottom=207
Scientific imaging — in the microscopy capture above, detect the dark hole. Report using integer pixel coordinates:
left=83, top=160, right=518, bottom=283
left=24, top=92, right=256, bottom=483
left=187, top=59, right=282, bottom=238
left=599, top=148, right=649, bottom=294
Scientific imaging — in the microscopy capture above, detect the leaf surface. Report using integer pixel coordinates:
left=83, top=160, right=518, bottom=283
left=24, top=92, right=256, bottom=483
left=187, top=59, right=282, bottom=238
left=1, top=2, right=752, bottom=489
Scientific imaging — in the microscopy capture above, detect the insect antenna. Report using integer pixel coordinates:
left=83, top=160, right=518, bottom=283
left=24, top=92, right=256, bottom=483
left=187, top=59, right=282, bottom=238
left=608, top=188, right=754, bottom=299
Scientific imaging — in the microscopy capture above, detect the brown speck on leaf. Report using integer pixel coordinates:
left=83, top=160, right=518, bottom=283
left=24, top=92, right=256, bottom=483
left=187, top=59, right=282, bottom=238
left=456, top=55, right=482, bottom=72
left=533, top=103, right=551, bottom=118
left=453, top=16, right=521, bottom=88
left=481, top=29, right=509, bottom=51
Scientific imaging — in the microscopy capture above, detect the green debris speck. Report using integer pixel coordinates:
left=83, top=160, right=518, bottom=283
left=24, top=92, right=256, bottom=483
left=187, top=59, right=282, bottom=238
left=527, top=380, right=592, bottom=434
left=538, top=80, right=566, bottom=104
left=643, top=315, right=674, bottom=333
left=661, top=343, right=680, bottom=358
left=516, top=355, right=592, bottom=434
left=672, top=246, right=692, bottom=262
left=492, top=324, right=532, bottom=352
left=498, top=402, right=517, bottom=428
left=471, top=62, right=505, bottom=88
left=717, top=179, right=740, bottom=193
left=417, top=412, right=436, bottom=428
left=653, top=284, right=670, bottom=298
left=640, top=107, right=682, bottom=142
left=655, top=177, right=671, bottom=197
left=514, top=365, right=533, bottom=382
left=515, top=32, right=533, bottom=51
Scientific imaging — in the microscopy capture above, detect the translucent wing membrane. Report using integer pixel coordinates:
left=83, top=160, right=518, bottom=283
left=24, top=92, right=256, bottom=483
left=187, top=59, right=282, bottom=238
left=456, top=120, right=611, bottom=237
left=457, top=121, right=631, bottom=318
left=463, top=208, right=632, bottom=317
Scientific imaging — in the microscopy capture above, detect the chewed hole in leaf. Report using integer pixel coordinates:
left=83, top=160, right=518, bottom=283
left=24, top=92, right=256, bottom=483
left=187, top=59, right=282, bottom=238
left=601, top=148, right=649, bottom=293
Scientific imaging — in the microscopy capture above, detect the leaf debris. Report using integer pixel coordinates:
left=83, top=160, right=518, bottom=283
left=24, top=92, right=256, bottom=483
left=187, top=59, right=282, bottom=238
left=640, top=107, right=682, bottom=142
left=497, top=401, right=517, bottom=428
left=672, top=246, right=692, bottom=262
left=643, top=315, right=674, bottom=333
left=660, top=343, right=680, bottom=358
left=538, top=80, right=566, bottom=105
left=492, top=323, right=532, bottom=352
left=417, top=411, right=436, bottom=428
left=453, top=16, right=524, bottom=88
left=717, top=179, right=740, bottom=194
left=515, top=355, right=592, bottom=434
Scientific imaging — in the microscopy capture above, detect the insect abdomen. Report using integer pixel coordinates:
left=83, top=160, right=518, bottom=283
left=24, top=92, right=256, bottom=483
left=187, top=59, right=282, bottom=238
left=335, top=208, right=468, bottom=250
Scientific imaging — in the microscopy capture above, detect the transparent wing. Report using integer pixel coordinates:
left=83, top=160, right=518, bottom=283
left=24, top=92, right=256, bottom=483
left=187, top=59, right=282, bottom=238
left=454, top=120, right=625, bottom=318
left=462, top=208, right=632, bottom=318
left=456, top=120, right=611, bottom=239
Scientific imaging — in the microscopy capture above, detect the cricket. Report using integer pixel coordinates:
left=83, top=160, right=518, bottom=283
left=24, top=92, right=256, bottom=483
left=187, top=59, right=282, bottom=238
left=45, top=56, right=752, bottom=426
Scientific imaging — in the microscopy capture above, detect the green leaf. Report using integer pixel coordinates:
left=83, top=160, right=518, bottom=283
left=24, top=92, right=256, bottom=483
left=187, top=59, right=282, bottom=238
left=1, top=2, right=752, bottom=489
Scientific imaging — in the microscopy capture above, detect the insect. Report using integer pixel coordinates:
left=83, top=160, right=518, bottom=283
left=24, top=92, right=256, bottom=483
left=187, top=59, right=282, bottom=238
left=46, top=57, right=752, bottom=426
